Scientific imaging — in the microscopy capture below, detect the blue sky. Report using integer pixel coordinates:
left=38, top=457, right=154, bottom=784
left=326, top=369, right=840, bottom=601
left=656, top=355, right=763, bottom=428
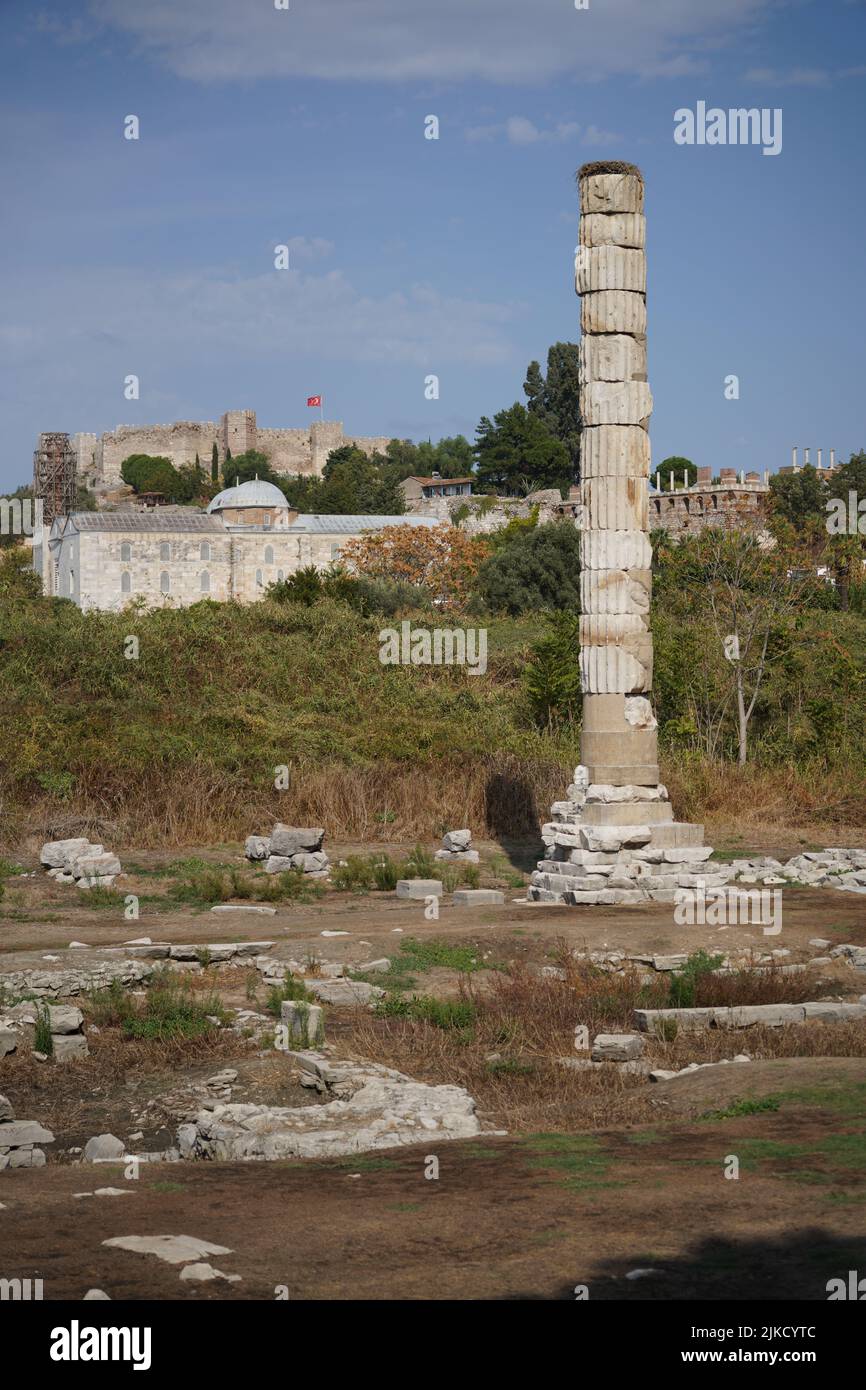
left=1, top=0, right=864, bottom=492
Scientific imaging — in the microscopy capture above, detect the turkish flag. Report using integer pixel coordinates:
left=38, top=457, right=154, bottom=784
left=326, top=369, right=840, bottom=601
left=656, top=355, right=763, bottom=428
left=306, top=395, right=322, bottom=407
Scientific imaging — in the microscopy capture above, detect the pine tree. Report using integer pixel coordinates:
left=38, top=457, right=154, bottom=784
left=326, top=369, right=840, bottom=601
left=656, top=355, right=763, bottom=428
left=211, top=443, right=219, bottom=483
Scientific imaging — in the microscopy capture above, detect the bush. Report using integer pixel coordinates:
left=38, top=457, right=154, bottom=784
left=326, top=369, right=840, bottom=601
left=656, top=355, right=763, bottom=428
left=266, top=972, right=315, bottom=1018
left=668, top=950, right=726, bottom=1009
left=121, top=975, right=224, bottom=1041
left=473, top=521, right=581, bottom=614
left=524, top=610, right=581, bottom=730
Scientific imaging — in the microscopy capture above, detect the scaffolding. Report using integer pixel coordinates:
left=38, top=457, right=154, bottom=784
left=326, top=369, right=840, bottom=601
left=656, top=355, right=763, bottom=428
left=33, top=432, right=76, bottom=528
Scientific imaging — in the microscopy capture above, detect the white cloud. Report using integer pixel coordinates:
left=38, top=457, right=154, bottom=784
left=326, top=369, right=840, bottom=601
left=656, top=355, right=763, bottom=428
left=0, top=263, right=522, bottom=373
left=86, top=0, right=772, bottom=85
left=465, top=117, right=620, bottom=146
left=743, top=66, right=830, bottom=87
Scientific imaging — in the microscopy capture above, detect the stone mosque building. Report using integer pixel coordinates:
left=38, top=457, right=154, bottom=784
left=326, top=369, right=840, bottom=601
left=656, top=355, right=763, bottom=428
left=36, top=479, right=436, bottom=611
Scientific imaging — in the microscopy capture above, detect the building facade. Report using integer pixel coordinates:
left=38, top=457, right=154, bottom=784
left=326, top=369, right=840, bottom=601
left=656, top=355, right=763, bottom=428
left=35, top=479, right=437, bottom=611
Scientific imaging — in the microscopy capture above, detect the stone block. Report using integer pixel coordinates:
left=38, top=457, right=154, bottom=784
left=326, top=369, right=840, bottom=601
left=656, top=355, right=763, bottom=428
left=578, top=170, right=644, bottom=215
left=580, top=825, right=652, bottom=852
left=663, top=847, right=713, bottom=863
left=579, top=211, right=645, bottom=248
left=579, top=799, right=671, bottom=827
left=46, top=1005, right=84, bottom=1034
left=582, top=764, right=661, bottom=786
left=581, top=290, right=646, bottom=336
left=580, top=645, right=652, bottom=695
left=591, top=1033, right=645, bottom=1061
left=396, top=879, right=443, bottom=899
left=586, top=784, right=667, bottom=803
left=40, top=838, right=90, bottom=869
left=244, top=835, right=270, bottom=860
left=305, top=979, right=384, bottom=1007
left=452, top=889, right=505, bottom=906
left=264, top=855, right=296, bottom=874
left=714, top=1005, right=806, bottom=1029
left=71, top=852, right=121, bottom=880
left=579, top=335, right=647, bottom=386
left=581, top=423, right=650, bottom=477
left=575, top=245, right=646, bottom=295
left=0, top=1120, right=55, bottom=1146
left=434, top=848, right=480, bottom=862
left=580, top=476, right=648, bottom=531
left=580, top=381, right=653, bottom=429
left=279, top=999, right=324, bottom=1046
left=269, top=825, right=325, bottom=856
left=579, top=529, right=653, bottom=572
left=583, top=733, right=664, bottom=767
left=52, top=1033, right=90, bottom=1062
left=634, top=1008, right=714, bottom=1034
left=290, top=851, right=329, bottom=873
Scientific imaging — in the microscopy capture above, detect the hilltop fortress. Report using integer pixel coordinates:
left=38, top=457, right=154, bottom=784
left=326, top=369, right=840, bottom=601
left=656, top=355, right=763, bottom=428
left=72, top=410, right=391, bottom=489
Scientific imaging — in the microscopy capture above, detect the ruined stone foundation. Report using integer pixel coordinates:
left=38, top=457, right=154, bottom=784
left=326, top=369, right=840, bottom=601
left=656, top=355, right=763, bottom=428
left=529, top=163, right=712, bottom=907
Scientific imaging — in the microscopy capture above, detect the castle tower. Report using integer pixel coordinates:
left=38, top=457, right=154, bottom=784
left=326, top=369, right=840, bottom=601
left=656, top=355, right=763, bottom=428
left=221, top=410, right=257, bottom=460
left=529, top=163, right=711, bottom=907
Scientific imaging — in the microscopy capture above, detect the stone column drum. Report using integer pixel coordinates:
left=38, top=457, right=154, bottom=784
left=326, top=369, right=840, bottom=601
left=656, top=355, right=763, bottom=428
left=529, top=163, right=712, bottom=907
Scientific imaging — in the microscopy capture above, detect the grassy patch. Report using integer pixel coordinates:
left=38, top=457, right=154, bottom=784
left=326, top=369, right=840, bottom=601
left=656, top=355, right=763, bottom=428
left=700, top=1096, right=782, bottom=1121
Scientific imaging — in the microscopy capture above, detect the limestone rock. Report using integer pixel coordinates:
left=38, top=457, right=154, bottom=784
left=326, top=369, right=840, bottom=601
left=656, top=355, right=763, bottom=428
left=83, top=1133, right=125, bottom=1163
left=102, top=1234, right=233, bottom=1265
left=580, top=290, right=646, bottom=336
left=395, top=879, right=443, bottom=899
left=442, top=829, right=472, bottom=851
left=0, top=1119, right=54, bottom=1146
left=591, top=1033, right=645, bottom=1062
left=580, top=211, right=645, bottom=248
left=575, top=245, right=647, bottom=295
left=40, top=838, right=90, bottom=869
left=269, top=825, right=325, bottom=856
left=578, top=170, right=644, bottom=215
left=46, top=1005, right=84, bottom=1035
left=580, top=535, right=653, bottom=580
left=244, top=835, right=271, bottom=860
left=0, top=1094, right=13, bottom=1122
left=53, top=1034, right=90, bottom=1062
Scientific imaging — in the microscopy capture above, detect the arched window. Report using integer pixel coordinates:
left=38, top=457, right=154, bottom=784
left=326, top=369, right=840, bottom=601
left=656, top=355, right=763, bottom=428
left=121, top=572, right=131, bottom=594
left=331, top=543, right=340, bottom=561
left=69, top=570, right=75, bottom=595
left=255, top=568, right=263, bottom=587
left=160, top=542, right=171, bottom=561
left=120, top=542, right=132, bottom=562
left=200, top=571, right=210, bottom=593
left=200, top=541, right=211, bottom=561
left=276, top=569, right=284, bottom=582
left=264, top=545, right=274, bottom=565
left=160, top=571, right=170, bottom=593
left=263, top=513, right=272, bottom=529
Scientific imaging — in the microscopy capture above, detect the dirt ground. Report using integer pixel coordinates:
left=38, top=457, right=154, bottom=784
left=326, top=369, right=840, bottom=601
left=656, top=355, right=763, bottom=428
left=2, top=1056, right=865, bottom=1301
left=2, top=839, right=866, bottom=1301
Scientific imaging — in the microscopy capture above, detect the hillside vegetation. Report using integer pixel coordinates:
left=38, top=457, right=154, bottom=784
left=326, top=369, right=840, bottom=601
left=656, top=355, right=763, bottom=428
left=1, top=545, right=864, bottom=847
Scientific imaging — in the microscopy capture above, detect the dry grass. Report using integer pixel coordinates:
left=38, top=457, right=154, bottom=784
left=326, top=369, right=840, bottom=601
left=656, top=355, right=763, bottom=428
left=5, top=755, right=568, bottom=850
left=663, top=756, right=866, bottom=837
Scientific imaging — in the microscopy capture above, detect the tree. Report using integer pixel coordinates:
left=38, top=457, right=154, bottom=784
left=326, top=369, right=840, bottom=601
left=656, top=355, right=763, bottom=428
left=318, top=446, right=404, bottom=514
left=473, top=521, right=582, bottom=614
left=769, top=463, right=827, bottom=531
left=474, top=404, right=571, bottom=496
left=223, top=450, right=279, bottom=487
left=657, top=456, right=697, bottom=490
left=524, top=610, right=581, bottom=729
left=688, top=528, right=809, bottom=765
left=341, top=522, right=487, bottom=610
left=523, top=342, right=581, bottom=477
left=211, top=443, right=219, bottom=484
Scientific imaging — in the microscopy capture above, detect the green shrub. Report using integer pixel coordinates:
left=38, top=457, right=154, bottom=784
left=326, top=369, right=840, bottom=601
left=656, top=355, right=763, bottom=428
left=668, top=950, right=726, bottom=1009
left=473, top=521, right=581, bottom=615
left=34, top=1004, right=54, bottom=1055
left=121, top=975, right=224, bottom=1041
left=266, top=971, right=315, bottom=1018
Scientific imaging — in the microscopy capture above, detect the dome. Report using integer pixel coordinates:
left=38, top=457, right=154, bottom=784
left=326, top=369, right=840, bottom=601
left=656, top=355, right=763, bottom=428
left=207, top=478, right=289, bottom=513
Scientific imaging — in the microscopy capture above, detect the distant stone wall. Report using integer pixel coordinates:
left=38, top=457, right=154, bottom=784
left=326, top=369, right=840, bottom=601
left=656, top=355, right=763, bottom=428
left=650, top=482, right=769, bottom=535
left=81, top=411, right=391, bottom=487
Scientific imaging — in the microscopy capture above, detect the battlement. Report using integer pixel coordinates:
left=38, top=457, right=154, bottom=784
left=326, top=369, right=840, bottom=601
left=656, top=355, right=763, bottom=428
left=68, top=410, right=391, bottom=486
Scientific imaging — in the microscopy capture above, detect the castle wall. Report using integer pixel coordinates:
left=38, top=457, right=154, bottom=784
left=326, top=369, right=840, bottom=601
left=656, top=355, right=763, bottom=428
left=650, top=483, right=768, bottom=535
left=90, top=412, right=393, bottom=486
left=100, top=423, right=219, bottom=484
